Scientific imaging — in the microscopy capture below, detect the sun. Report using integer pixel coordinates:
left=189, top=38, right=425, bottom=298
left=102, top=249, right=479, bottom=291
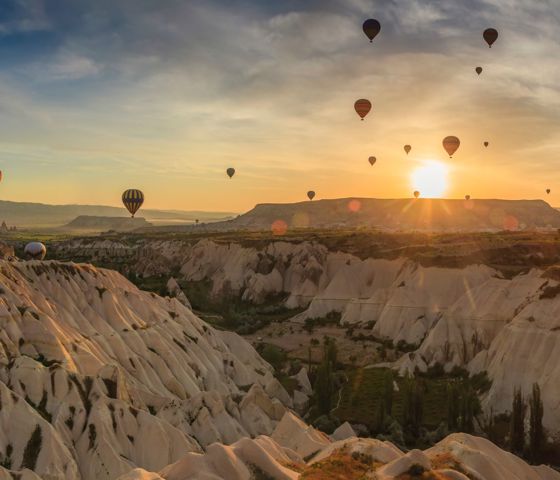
left=411, top=160, right=449, bottom=198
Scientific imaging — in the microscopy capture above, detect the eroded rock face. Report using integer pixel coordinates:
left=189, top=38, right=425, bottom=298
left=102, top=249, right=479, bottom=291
left=51, top=238, right=560, bottom=436
left=0, top=242, right=15, bottom=260
left=0, top=260, right=290, bottom=479
left=116, top=421, right=560, bottom=480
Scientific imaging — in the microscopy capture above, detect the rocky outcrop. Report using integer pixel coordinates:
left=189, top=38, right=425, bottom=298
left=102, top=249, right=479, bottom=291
left=52, top=238, right=560, bottom=437
left=0, top=260, right=290, bottom=479
left=116, top=420, right=560, bottom=480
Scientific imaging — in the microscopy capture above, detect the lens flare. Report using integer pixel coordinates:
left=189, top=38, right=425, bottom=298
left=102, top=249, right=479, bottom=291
left=411, top=161, right=449, bottom=198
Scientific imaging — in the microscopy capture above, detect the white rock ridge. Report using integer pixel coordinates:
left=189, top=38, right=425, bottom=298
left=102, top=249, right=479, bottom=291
left=0, top=260, right=290, bottom=479
left=53, top=238, right=560, bottom=436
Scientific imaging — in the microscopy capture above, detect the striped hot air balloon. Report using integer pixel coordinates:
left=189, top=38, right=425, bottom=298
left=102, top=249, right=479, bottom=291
left=354, top=99, right=372, bottom=120
left=122, top=189, right=144, bottom=218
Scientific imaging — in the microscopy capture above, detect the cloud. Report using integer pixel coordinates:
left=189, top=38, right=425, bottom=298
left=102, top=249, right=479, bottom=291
left=0, top=0, right=558, bottom=208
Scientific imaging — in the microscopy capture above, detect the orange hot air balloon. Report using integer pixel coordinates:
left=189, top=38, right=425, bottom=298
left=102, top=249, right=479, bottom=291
left=484, top=141, right=489, bottom=148
left=368, top=156, right=376, bottom=166
left=475, top=66, right=483, bottom=75
left=362, top=19, right=381, bottom=43
left=307, top=190, right=316, bottom=201
left=443, top=136, right=460, bottom=158
left=404, top=145, right=412, bottom=155
left=354, top=99, right=372, bottom=120
left=465, top=195, right=471, bottom=201
left=483, top=28, right=498, bottom=48
left=413, top=191, right=420, bottom=199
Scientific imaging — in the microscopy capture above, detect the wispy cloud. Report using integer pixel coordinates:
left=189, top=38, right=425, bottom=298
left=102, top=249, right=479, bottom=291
left=0, top=0, right=558, bottom=208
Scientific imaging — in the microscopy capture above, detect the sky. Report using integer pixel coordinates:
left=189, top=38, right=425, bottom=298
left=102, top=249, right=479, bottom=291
left=0, top=0, right=559, bottom=212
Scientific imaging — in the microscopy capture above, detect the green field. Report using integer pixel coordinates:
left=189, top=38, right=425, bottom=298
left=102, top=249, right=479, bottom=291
left=334, top=367, right=463, bottom=430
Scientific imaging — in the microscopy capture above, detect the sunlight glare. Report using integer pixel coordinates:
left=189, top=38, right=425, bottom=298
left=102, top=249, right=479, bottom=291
left=411, top=161, right=449, bottom=198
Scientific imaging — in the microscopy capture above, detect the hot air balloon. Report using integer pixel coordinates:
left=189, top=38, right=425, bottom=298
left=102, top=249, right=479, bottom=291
left=404, top=145, right=412, bottom=155
left=24, top=242, right=46, bottom=260
left=546, top=189, right=551, bottom=195
left=465, top=195, right=471, bottom=201
left=483, top=28, right=498, bottom=48
left=484, top=141, right=489, bottom=148
left=307, top=191, right=316, bottom=201
left=475, top=67, right=483, bottom=75
left=413, top=191, right=420, bottom=198
left=122, top=189, right=144, bottom=218
left=443, top=136, right=460, bottom=158
left=226, top=167, right=235, bottom=179
left=362, top=19, right=381, bottom=43
left=368, top=156, right=376, bottom=166
left=0, top=171, right=2, bottom=182
left=354, top=99, right=372, bottom=120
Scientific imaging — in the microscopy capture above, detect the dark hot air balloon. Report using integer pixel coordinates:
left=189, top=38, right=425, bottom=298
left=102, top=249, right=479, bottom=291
left=24, top=242, right=46, bottom=260
left=226, top=168, right=235, bottom=179
left=484, top=141, right=489, bottom=148
left=413, top=191, right=420, bottom=199
left=546, top=189, right=551, bottom=195
left=465, top=195, right=471, bottom=201
left=404, top=145, right=412, bottom=155
left=368, top=156, right=376, bottom=166
left=307, top=191, right=316, bottom=201
left=122, top=189, right=144, bottom=218
left=443, top=136, right=460, bottom=158
left=476, top=67, right=483, bottom=75
left=354, top=99, right=372, bottom=120
left=483, top=28, right=498, bottom=48
left=362, top=19, right=381, bottom=43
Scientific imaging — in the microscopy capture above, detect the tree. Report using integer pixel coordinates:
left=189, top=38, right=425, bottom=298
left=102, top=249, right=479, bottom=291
left=459, top=384, right=476, bottom=433
left=383, top=370, right=394, bottom=415
left=528, top=383, right=544, bottom=462
left=446, top=383, right=460, bottom=430
left=510, top=387, right=526, bottom=455
left=312, top=337, right=338, bottom=416
left=402, top=376, right=423, bottom=437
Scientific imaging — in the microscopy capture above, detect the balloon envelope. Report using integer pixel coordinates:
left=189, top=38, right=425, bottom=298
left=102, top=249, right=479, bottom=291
left=307, top=191, right=316, bottom=201
left=368, top=156, right=376, bottom=166
left=484, top=141, right=489, bottom=147
left=547, top=189, right=551, bottom=194
left=226, top=167, right=235, bottom=178
left=122, top=189, right=144, bottom=218
left=483, top=28, right=498, bottom=47
left=362, top=19, right=381, bottom=42
left=476, top=67, right=483, bottom=75
left=24, top=242, right=46, bottom=260
left=354, top=99, right=372, bottom=120
left=413, top=191, right=420, bottom=198
left=443, top=136, right=460, bottom=158
left=404, top=145, right=412, bottom=155
left=465, top=195, right=471, bottom=201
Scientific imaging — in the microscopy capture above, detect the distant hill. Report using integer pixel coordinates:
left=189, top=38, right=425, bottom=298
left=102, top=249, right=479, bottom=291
left=146, top=198, right=560, bottom=232
left=64, top=216, right=152, bottom=232
left=0, top=199, right=236, bottom=229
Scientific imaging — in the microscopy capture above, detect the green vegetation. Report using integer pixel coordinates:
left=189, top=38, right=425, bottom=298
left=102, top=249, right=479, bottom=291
left=180, top=280, right=302, bottom=334
left=332, top=366, right=490, bottom=448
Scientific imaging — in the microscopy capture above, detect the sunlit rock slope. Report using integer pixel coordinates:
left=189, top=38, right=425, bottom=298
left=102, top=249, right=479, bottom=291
left=53, top=237, right=560, bottom=438
left=0, top=259, right=290, bottom=479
